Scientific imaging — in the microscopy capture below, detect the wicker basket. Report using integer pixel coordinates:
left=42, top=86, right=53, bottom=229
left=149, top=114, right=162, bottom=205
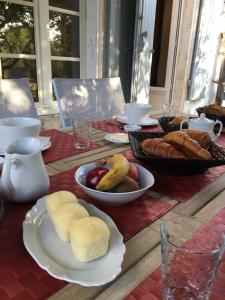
left=128, top=131, right=225, bottom=175
left=196, top=107, right=225, bottom=127
left=158, top=116, right=188, bottom=133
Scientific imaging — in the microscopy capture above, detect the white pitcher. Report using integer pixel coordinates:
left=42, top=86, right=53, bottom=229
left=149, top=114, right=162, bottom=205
left=180, top=113, right=223, bottom=142
left=0, top=137, right=50, bottom=203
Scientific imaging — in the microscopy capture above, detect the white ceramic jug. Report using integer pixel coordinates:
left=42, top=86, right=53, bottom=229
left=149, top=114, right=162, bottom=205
left=0, top=137, right=50, bottom=203
left=180, top=113, right=223, bottom=142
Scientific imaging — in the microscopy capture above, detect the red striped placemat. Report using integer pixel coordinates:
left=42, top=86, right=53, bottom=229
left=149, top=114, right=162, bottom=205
left=40, top=129, right=102, bottom=164
left=122, top=149, right=225, bottom=202
left=49, top=168, right=172, bottom=241
left=92, top=119, right=162, bottom=133
left=0, top=168, right=171, bottom=299
left=125, top=207, right=225, bottom=300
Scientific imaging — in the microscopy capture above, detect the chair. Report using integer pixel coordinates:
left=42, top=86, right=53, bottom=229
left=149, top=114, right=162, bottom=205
left=0, top=78, right=38, bottom=119
left=52, top=78, right=125, bottom=127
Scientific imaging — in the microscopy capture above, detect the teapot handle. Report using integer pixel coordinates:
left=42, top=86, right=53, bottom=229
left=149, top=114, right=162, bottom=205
left=180, top=119, right=189, bottom=130
left=214, top=120, right=223, bottom=139
left=0, top=157, right=20, bottom=200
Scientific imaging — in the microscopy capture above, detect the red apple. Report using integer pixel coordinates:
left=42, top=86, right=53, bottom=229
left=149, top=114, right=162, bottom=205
left=127, top=163, right=139, bottom=182
left=86, top=166, right=109, bottom=189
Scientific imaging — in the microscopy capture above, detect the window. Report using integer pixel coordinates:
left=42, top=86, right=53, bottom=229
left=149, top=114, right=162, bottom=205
left=0, top=0, right=81, bottom=114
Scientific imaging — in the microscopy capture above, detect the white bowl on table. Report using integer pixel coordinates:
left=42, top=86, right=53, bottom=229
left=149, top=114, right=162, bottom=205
left=0, top=117, right=41, bottom=150
left=75, top=162, right=155, bottom=206
left=124, top=103, right=152, bottom=124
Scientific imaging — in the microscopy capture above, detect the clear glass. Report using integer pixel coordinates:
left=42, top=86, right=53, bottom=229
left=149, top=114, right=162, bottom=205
left=163, top=102, right=178, bottom=117
left=49, top=0, right=79, bottom=11
left=72, top=117, right=92, bottom=149
left=0, top=2, right=35, bottom=54
left=1, top=58, right=38, bottom=102
left=51, top=60, right=80, bottom=78
left=160, top=215, right=225, bottom=300
left=49, top=11, right=79, bottom=57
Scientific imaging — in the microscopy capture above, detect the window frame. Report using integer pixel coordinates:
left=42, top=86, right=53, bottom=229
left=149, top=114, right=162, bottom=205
left=0, top=0, right=86, bottom=115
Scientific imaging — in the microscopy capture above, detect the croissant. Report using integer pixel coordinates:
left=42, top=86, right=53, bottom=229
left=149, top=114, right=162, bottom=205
left=140, top=138, right=187, bottom=159
left=164, top=131, right=212, bottom=159
left=180, top=129, right=211, bottom=149
left=205, top=104, right=225, bottom=114
left=169, top=116, right=185, bottom=125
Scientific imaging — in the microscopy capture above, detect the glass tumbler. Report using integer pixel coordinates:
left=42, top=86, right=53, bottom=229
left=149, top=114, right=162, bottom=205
left=160, top=215, right=225, bottom=300
left=72, top=117, right=92, bottom=149
left=163, top=103, right=178, bottom=117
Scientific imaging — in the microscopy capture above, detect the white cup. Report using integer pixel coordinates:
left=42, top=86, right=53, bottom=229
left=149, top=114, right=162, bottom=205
left=72, top=117, right=92, bottom=149
left=124, top=103, right=152, bottom=124
left=0, top=117, right=41, bottom=149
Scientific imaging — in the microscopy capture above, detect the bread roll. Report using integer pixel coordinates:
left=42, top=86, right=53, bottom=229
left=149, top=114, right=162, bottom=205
left=46, top=191, right=78, bottom=221
left=52, top=203, right=89, bottom=241
left=70, top=217, right=110, bottom=262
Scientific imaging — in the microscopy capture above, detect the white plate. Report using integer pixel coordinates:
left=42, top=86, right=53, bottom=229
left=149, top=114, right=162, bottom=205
left=23, top=197, right=125, bottom=286
left=117, top=115, right=159, bottom=126
left=0, top=136, right=51, bottom=155
left=104, top=133, right=129, bottom=144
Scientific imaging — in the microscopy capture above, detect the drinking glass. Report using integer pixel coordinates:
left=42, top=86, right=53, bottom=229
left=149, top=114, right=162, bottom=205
left=163, top=103, right=178, bottom=117
left=160, top=215, right=225, bottom=300
left=72, top=117, right=92, bottom=149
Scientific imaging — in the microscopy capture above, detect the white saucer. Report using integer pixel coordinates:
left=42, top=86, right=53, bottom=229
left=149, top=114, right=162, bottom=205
left=38, top=136, right=51, bottom=151
left=0, top=136, right=51, bottom=155
left=104, top=133, right=129, bottom=144
left=116, top=115, right=159, bottom=126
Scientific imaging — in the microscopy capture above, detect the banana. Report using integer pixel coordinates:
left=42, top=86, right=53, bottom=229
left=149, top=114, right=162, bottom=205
left=96, top=154, right=129, bottom=191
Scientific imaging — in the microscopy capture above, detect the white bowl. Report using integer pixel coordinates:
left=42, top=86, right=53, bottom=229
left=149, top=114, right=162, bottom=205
left=0, top=117, right=41, bottom=147
left=75, top=162, right=155, bottom=206
left=124, top=103, right=152, bottom=124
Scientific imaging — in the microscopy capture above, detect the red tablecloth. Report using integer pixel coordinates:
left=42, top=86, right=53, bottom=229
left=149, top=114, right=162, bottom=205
left=41, top=129, right=102, bottom=164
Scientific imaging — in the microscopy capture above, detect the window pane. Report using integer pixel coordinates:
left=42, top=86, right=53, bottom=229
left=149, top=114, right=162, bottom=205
left=52, top=60, right=80, bottom=78
left=0, top=2, right=35, bottom=54
left=2, top=58, right=38, bottom=102
left=49, top=0, right=79, bottom=12
left=49, top=12, right=79, bottom=57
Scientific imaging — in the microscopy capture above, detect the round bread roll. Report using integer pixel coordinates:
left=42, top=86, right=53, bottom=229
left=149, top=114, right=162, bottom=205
left=46, top=191, right=78, bottom=221
left=70, top=216, right=110, bottom=262
left=52, top=203, right=89, bottom=241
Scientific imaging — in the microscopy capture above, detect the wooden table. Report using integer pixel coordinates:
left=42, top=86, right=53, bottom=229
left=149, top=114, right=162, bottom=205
left=45, top=125, right=225, bottom=300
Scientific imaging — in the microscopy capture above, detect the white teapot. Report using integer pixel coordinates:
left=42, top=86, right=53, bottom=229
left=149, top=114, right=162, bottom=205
left=0, top=137, right=50, bottom=203
left=180, top=113, right=223, bottom=142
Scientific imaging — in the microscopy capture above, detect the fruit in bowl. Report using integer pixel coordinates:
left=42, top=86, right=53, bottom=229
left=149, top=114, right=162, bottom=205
left=86, top=154, right=140, bottom=193
left=86, top=166, right=109, bottom=189
left=75, top=154, right=155, bottom=205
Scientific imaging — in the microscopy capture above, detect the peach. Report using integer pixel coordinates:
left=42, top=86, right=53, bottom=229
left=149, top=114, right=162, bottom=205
left=127, top=163, right=139, bottom=182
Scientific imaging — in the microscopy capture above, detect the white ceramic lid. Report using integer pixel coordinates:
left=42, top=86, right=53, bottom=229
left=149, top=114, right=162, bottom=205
left=192, top=113, right=214, bottom=125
